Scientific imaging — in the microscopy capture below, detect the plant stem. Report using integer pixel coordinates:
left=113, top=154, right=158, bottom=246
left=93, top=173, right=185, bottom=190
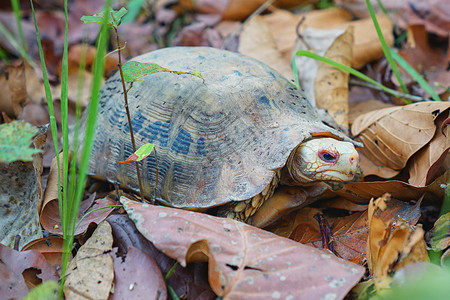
left=113, top=26, right=145, bottom=202
left=349, top=78, right=428, bottom=102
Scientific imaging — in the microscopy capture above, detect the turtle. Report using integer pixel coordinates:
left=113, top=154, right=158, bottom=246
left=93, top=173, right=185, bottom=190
left=83, top=47, right=360, bottom=227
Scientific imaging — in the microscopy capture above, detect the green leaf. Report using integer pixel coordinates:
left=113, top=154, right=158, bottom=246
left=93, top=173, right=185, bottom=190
left=0, top=121, right=41, bottom=163
left=122, top=61, right=203, bottom=82
left=80, top=7, right=127, bottom=28
left=24, top=280, right=59, bottom=300
left=116, top=143, right=155, bottom=164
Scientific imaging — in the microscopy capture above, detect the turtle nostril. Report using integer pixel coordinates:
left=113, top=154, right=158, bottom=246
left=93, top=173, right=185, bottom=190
left=349, top=155, right=358, bottom=165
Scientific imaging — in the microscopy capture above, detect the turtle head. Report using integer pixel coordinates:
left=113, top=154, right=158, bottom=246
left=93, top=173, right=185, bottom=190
left=287, top=137, right=359, bottom=184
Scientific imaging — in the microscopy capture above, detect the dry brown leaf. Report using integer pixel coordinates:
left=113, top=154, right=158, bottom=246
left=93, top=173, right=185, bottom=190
left=408, top=108, right=449, bottom=186
left=367, top=194, right=428, bottom=289
left=64, top=221, right=114, bottom=299
left=336, top=14, right=393, bottom=69
left=294, top=26, right=348, bottom=106
left=121, top=197, right=365, bottom=299
left=111, top=247, right=167, bottom=300
left=238, top=15, right=294, bottom=82
left=0, top=61, right=28, bottom=119
left=0, top=123, right=46, bottom=249
left=107, top=214, right=215, bottom=299
left=349, top=99, right=395, bottom=126
left=264, top=8, right=352, bottom=61
left=315, top=26, right=353, bottom=132
left=22, top=236, right=65, bottom=268
left=285, top=197, right=420, bottom=264
left=41, top=154, right=116, bottom=235
left=0, top=243, right=59, bottom=298
left=351, top=102, right=450, bottom=178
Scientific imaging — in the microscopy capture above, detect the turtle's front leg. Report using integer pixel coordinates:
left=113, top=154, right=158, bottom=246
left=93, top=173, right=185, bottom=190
left=248, top=183, right=329, bottom=228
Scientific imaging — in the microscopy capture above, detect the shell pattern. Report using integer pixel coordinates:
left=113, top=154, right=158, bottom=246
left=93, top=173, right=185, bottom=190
left=86, top=47, right=354, bottom=208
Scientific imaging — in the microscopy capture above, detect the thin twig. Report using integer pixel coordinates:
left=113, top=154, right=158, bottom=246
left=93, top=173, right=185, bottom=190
left=113, top=24, right=145, bottom=202
left=349, top=78, right=429, bottom=102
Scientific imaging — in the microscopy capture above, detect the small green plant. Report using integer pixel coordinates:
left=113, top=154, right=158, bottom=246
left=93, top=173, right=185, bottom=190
left=0, top=121, right=41, bottom=163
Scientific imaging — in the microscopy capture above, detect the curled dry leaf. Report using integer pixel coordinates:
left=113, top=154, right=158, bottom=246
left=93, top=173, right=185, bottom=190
left=282, top=197, right=420, bottom=264
left=22, top=236, right=65, bottom=268
left=107, top=214, right=215, bottom=299
left=351, top=102, right=450, bottom=179
left=315, top=26, right=353, bottom=132
left=366, top=194, right=428, bottom=289
left=41, top=153, right=116, bottom=235
left=238, top=15, right=294, bottom=82
left=408, top=103, right=449, bottom=186
left=64, top=221, right=114, bottom=299
left=0, top=243, right=59, bottom=299
left=121, top=197, right=365, bottom=299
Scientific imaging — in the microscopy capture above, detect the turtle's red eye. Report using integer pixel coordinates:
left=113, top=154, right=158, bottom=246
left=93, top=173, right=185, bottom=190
left=319, top=150, right=338, bottom=163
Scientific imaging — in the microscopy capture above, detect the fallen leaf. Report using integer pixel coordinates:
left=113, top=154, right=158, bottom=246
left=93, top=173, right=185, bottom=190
left=398, top=25, right=449, bottom=96
left=0, top=243, right=58, bottom=298
left=121, top=197, right=365, bottom=299
left=107, top=214, right=215, bottom=299
left=351, top=102, right=450, bottom=178
left=0, top=61, right=28, bottom=119
left=286, top=197, right=420, bottom=264
left=348, top=99, right=395, bottom=126
left=366, top=194, right=428, bottom=289
left=408, top=108, right=449, bottom=186
left=64, top=221, right=114, bottom=299
left=264, top=8, right=352, bottom=61
left=238, top=15, right=294, bottom=82
left=40, top=153, right=117, bottom=235
left=22, top=236, right=65, bottom=268
left=315, top=26, right=353, bottom=132
left=294, top=26, right=348, bottom=106
left=111, top=247, right=167, bottom=300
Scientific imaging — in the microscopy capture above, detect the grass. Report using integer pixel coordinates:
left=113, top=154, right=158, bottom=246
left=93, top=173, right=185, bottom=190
left=29, top=0, right=113, bottom=296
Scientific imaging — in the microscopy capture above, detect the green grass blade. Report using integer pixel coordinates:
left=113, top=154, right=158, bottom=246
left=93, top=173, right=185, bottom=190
left=390, top=50, right=441, bottom=101
left=0, top=21, right=37, bottom=69
left=291, top=56, right=300, bottom=88
left=366, top=0, right=408, bottom=94
left=60, top=0, right=70, bottom=237
left=123, top=0, right=145, bottom=23
left=29, top=0, right=63, bottom=229
left=71, top=0, right=112, bottom=247
left=75, top=205, right=122, bottom=231
left=294, top=50, right=402, bottom=98
left=11, top=0, right=26, bottom=50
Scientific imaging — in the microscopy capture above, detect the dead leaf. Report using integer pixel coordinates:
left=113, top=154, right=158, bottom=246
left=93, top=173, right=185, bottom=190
left=351, top=102, right=450, bottom=178
left=121, top=197, right=365, bottom=299
left=0, top=243, right=58, bottom=298
left=264, top=8, right=352, bottom=61
left=315, top=26, right=353, bottom=132
left=111, top=247, right=167, bottom=299
left=107, top=214, right=215, bottom=299
left=0, top=123, right=46, bottom=249
left=64, top=221, right=114, bottom=299
left=285, top=197, right=420, bottom=264
left=22, top=236, right=65, bottom=268
left=294, top=26, right=348, bottom=106
left=238, top=15, right=294, bottom=82
left=366, top=194, right=428, bottom=289
left=0, top=61, right=28, bottom=119
left=399, top=24, right=449, bottom=96
left=337, top=14, right=393, bottom=69
left=349, top=99, right=395, bottom=126
left=408, top=108, right=449, bottom=186
left=41, top=153, right=116, bottom=235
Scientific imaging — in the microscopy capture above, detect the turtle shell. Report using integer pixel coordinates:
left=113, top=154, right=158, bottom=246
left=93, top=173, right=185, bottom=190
left=87, top=47, right=354, bottom=208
